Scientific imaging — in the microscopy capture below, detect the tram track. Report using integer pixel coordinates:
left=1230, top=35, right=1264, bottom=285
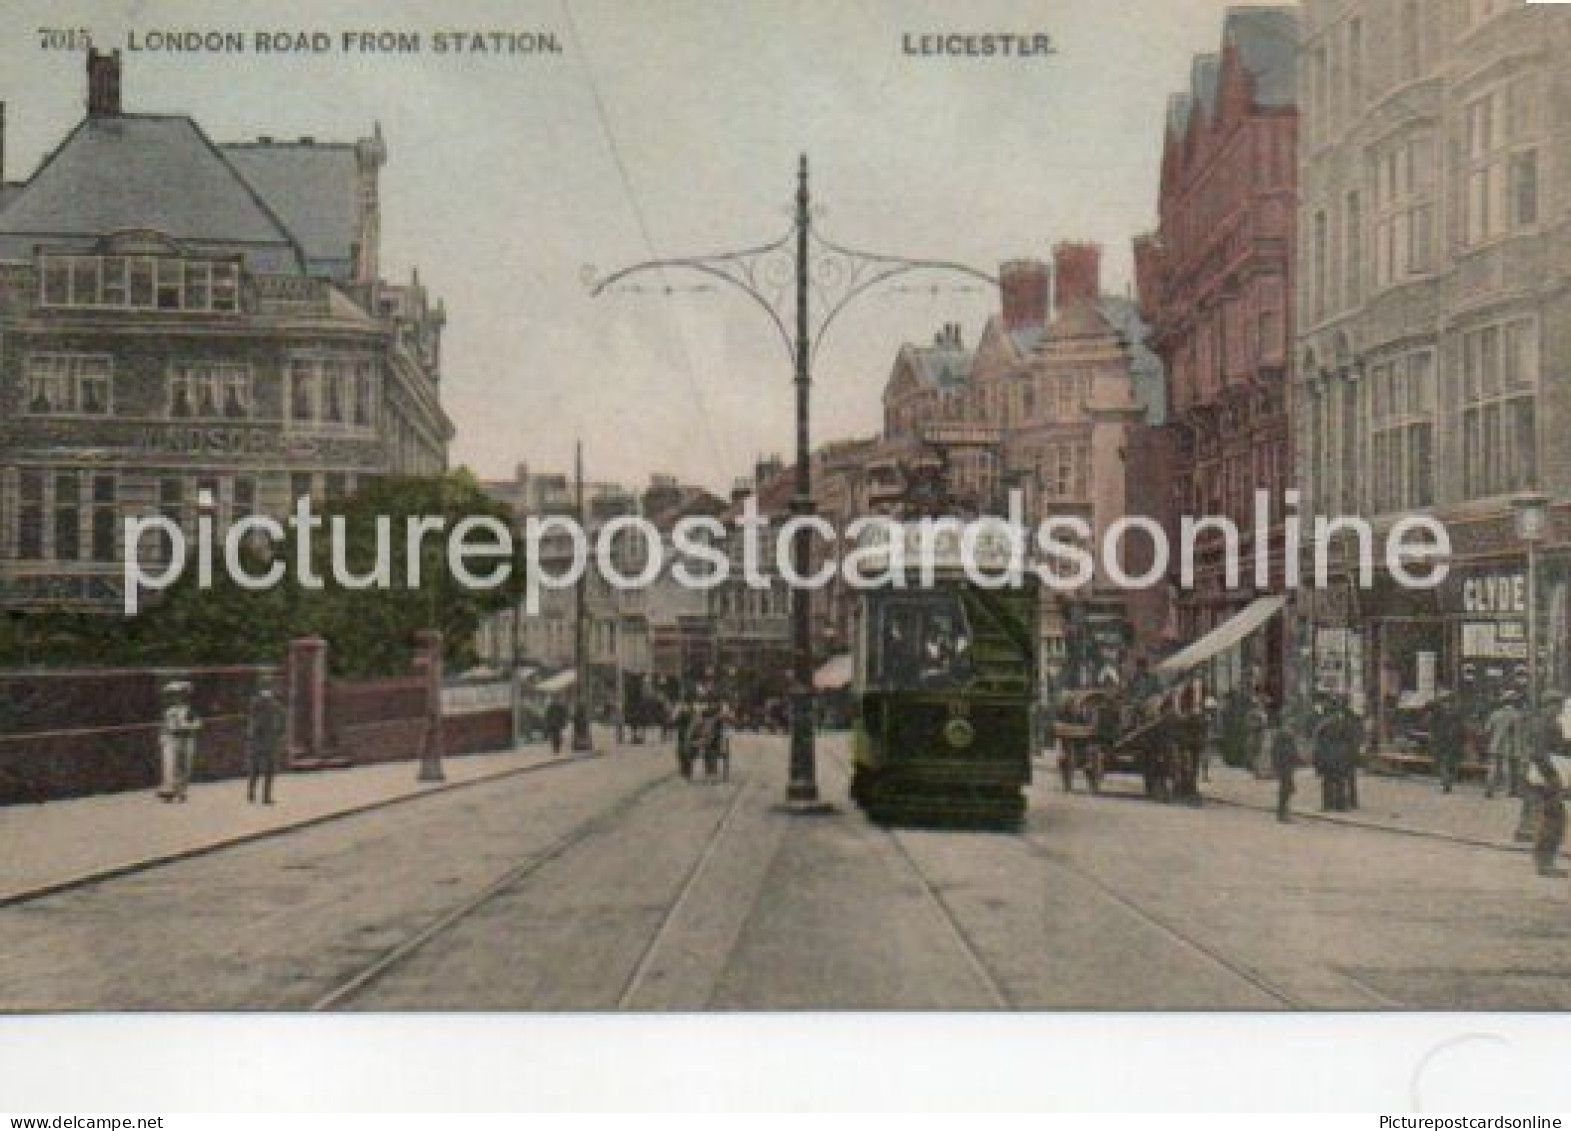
left=825, top=743, right=1308, bottom=1009
left=616, top=775, right=757, bottom=1008
left=312, top=763, right=759, bottom=1012
left=1012, top=827, right=1308, bottom=1009
left=821, top=746, right=1014, bottom=1009
left=310, top=770, right=678, bottom=1011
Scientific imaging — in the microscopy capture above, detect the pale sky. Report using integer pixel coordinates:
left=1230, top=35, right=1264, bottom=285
left=1, top=0, right=1248, bottom=492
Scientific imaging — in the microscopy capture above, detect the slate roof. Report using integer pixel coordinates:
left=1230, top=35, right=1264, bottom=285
left=1225, top=6, right=1299, bottom=109
left=222, top=141, right=359, bottom=279
left=1009, top=326, right=1047, bottom=356
left=0, top=114, right=304, bottom=272
left=1190, top=54, right=1222, bottom=121
left=906, top=343, right=973, bottom=391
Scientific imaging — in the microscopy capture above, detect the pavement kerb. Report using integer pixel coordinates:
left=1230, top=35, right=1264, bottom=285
left=1202, top=790, right=1558, bottom=859
left=0, top=750, right=605, bottom=911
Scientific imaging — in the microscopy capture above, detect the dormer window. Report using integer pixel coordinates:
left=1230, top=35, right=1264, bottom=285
left=38, top=253, right=241, bottom=313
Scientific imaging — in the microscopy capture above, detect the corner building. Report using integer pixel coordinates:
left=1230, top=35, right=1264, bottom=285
left=1295, top=0, right=1571, bottom=736
left=0, top=51, right=452, bottom=613
left=1136, top=6, right=1299, bottom=704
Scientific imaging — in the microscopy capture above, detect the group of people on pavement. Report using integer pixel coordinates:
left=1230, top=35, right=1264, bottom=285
left=672, top=698, right=733, bottom=782
left=1249, top=684, right=1569, bottom=879
left=1254, top=694, right=1362, bottom=823
left=536, top=688, right=738, bottom=783
left=153, top=675, right=286, bottom=805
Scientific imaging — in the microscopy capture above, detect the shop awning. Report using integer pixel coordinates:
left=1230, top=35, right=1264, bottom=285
left=814, top=654, right=853, bottom=691
left=1154, top=595, right=1288, bottom=678
left=534, top=670, right=577, bottom=694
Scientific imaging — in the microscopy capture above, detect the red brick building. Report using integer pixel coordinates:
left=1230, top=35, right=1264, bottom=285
left=1136, top=6, right=1299, bottom=701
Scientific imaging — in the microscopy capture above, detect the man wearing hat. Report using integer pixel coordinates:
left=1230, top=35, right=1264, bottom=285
left=245, top=675, right=285, bottom=805
left=1483, top=690, right=1524, bottom=800
left=1263, top=698, right=1300, bottom=823
left=1428, top=691, right=1465, bottom=795
left=157, top=681, right=202, bottom=802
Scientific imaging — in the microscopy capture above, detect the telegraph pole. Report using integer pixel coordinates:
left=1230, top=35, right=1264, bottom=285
left=571, top=439, right=593, bottom=752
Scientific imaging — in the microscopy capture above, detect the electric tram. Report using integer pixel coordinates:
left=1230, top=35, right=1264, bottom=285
left=849, top=524, right=1039, bottom=827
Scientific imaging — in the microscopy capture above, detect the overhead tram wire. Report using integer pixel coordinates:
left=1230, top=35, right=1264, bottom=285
left=559, top=0, right=730, bottom=478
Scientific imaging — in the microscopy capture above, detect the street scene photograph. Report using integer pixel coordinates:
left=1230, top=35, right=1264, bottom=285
left=1, top=0, right=1571, bottom=1092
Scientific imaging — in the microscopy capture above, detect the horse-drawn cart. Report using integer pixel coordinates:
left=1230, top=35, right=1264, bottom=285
left=1053, top=684, right=1208, bottom=803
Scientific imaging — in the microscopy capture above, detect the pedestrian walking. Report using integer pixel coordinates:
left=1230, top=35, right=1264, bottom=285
left=1482, top=691, right=1524, bottom=800
left=1265, top=703, right=1299, bottom=823
left=700, top=702, right=731, bottom=780
left=1245, top=691, right=1271, bottom=780
left=1313, top=699, right=1360, bottom=812
left=1345, top=707, right=1364, bottom=811
left=156, top=681, right=201, bottom=803
left=544, top=698, right=568, bottom=754
left=1525, top=754, right=1566, bottom=878
left=674, top=699, right=696, bottom=780
left=1428, top=692, right=1465, bottom=794
left=245, top=675, right=285, bottom=805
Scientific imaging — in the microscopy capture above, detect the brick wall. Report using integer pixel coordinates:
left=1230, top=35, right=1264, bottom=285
left=0, top=651, right=518, bottom=805
left=0, top=665, right=270, bottom=804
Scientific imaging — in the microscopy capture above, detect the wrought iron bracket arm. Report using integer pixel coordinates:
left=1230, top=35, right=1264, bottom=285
left=584, top=233, right=799, bottom=362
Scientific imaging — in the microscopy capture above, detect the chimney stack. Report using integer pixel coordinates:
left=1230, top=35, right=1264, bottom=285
left=87, top=48, right=122, bottom=118
left=999, top=259, right=1050, bottom=332
left=1053, top=242, right=1102, bottom=314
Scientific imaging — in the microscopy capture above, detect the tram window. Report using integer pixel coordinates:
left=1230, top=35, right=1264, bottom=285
left=872, top=595, right=974, bottom=690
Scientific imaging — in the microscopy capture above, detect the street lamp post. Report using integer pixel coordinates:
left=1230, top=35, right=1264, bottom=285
left=1514, top=491, right=1551, bottom=764
left=587, top=155, right=994, bottom=809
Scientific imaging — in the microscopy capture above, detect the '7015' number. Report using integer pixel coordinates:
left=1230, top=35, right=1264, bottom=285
left=39, top=28, right=93, bottom=50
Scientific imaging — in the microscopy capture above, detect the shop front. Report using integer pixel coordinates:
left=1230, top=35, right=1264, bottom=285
left=1449, top=555, right=1571, bottom=719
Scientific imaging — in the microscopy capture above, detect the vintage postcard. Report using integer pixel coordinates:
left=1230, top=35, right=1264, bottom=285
left=1, top=0, right=1570, bottom=1082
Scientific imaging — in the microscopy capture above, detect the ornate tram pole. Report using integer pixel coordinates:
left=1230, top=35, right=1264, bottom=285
left=587, top=156, right=994, bottom=810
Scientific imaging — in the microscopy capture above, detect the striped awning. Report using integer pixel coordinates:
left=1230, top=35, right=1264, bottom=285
left=1154, top=595, right=1287, bottom=677
left=813, top=654, right=853, bottom=691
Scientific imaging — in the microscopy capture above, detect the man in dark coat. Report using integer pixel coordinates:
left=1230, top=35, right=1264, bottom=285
left=1314, top=699, right=1361, bottom=812
left=1526, top=752, right=1566, bottom=878
left=544, top=698, right=568, bottom=754
left=1265, top=702, right=1299, bottom=823
left=245, top=677, right=286, bottom=805
left=1429, top=693, right=1466, bottom=794
left=673, top=699, right=696, bottom=779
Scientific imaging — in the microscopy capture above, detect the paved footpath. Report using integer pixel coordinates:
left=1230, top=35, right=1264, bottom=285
left=1199, top=760, right=1559, bottom=855
left=0, top=738, right=593, bottom=906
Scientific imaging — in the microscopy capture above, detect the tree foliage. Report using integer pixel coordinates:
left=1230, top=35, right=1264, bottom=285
left=0, top=472, right=523, bottom=677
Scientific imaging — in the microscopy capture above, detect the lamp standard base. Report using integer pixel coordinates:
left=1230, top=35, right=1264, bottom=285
left=417, top=761, right=445, bottom=784
left=775, top=798, right=838, bottom=817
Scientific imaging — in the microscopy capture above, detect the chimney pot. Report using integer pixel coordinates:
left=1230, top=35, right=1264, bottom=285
left=999, top=259, right=1050, bottom=332
left=86, top=48, right=123, bottom=118
left=1052, top=242, right=1103, bottom=314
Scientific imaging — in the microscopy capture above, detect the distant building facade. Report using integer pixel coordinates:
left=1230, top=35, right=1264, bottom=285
left=1136, top=6, right=1299, bottom=703
left=0, top=51, right=452, bottom=613
left=876, top=244, right=1171, bottom=688
left=1295, top=0, right=1571, bottom=733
